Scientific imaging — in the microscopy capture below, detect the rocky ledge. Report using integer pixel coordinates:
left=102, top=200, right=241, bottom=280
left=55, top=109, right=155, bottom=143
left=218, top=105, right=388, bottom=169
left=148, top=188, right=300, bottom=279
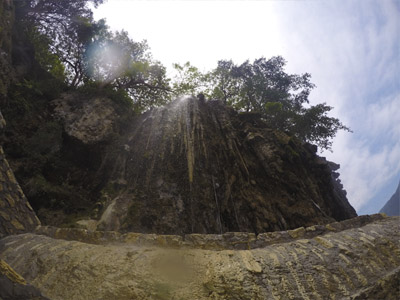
left=0, top=215, right=399, bottom=300
left=34, top=213, right=386, bottom=250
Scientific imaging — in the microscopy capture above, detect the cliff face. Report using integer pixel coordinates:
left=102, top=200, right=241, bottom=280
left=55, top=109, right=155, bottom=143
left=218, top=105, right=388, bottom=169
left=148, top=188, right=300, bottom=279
left=0, top=0, right=356, bottom=233
left=0, top=1, right=398, bottom=299
left=4, top=94, right=356, bottom=234
left=92, top=96, right=356, bottom=234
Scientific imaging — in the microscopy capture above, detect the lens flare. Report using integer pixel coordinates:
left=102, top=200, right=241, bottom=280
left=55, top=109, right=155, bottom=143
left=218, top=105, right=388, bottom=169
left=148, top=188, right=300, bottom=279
left=86, top=42, right=127, bottom=84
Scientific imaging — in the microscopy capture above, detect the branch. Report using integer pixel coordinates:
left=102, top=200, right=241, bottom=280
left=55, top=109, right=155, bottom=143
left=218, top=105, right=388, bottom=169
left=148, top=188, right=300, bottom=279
left=118, top=78, right=171, bottom=92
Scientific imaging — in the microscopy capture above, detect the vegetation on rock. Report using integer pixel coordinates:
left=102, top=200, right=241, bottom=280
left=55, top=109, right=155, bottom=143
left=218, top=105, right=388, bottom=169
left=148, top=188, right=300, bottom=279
left=0, top=2, right=399, bottom=299
left=8, top=0, right=349, bottom=150
left=0, top=0, right=354, bottom=229
left=172, top=58, right=351, bottom=150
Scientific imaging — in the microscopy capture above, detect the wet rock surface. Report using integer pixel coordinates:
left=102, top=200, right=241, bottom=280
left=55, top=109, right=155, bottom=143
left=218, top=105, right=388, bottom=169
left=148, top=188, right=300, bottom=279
left=96, top=97, right=356, bottom=234
left=4, top=91, right=356, bottom=233
left=0, top=216, right=398, bottom=300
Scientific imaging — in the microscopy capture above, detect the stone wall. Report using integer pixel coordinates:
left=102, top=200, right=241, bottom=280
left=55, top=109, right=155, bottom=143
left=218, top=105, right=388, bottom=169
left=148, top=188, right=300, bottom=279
left=0, top=113, right=40, bottom=237
left=1, top=216, right=398, bottom=300
left=34, top=213, right=386, bottom=250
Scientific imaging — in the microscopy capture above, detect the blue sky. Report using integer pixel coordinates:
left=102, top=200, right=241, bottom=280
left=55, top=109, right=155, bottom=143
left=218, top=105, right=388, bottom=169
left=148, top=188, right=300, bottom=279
left=94, top=0, right=400, bottom=214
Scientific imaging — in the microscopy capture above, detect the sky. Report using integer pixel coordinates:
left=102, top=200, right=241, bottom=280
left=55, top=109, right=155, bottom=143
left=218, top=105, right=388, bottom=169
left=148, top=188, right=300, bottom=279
left=93, top=0, right=400, bottom=214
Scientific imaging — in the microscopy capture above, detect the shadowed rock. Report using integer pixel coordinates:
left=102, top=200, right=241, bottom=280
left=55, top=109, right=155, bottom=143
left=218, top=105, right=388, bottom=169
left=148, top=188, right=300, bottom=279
left=0, top=259, right=48, bottom=300
left=0, top=112, right=40, bottom=238
left=93, top=97, right=356, bottom=234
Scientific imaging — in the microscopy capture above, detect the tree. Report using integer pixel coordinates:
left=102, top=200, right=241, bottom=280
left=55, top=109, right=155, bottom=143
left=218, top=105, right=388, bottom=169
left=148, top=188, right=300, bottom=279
left=292, top=103, right=350, bottom=151
left=171, top=56, right=350, bottom=151
left=171, top=62, right=207, bottom=96
left=206, top=60, right=241, bottom=104
left=14, top=0, right=172, bottom=111
left=85, top=30, right=171, bottom=111
left=14, top=0, right=105, bottom=87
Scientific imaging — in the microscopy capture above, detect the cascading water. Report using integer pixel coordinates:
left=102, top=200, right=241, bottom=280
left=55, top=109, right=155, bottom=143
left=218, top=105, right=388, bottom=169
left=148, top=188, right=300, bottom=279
left=95, top=96, right=356, bottom=234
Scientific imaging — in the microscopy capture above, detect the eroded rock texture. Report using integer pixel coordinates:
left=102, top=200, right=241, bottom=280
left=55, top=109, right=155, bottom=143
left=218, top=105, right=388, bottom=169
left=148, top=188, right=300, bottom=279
left=0, top=113, right=40, bottom=237
left=0, top=216, right=398, bottom=300
left=4, top=91, right=356, bottom=233
left=95, top=97, right=356, bottom=234
left=52, top=93, right=118, bottom=145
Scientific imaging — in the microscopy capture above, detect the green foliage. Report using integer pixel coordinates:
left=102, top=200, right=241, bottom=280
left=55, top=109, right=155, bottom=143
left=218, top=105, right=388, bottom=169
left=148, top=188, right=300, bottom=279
left=172, top=62, right=207, bottom=96
left=27, top=27, right=65, bottom=81
left=293, top=103, right=351, bottom=151
left=12, top=0, right=348, bottom=150
left=85, top=29, right=148, bottom=84
left=170, top=57, right=350, bottom=151
left=15, top=0, right=105, bottom=87
left=77, top=81, right=133, bottom=110
left=14, top=0, right=172, bottom=112
left=8, top=79, right=42, bottom=114
left=206, top=60, right=241, bottom=105
left=85, top=29, right=171, bottom=111
left=26, top=121, right=63, bottom=156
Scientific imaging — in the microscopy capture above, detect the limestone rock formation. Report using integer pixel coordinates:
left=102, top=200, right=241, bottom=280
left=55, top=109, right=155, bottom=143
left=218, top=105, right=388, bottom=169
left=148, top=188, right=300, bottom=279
left=0, top=215, right=398, bottom=300
left=380, top=179, right=400, bottom=216
left=0, top=1, right=398, bottom=299
left=94, top=97, right=356, bottom=234
left=2, top=90, right=128, bottom=226
left=3, top=92, right=356, bottom=233
left=52, top=93, right=118, bottom=145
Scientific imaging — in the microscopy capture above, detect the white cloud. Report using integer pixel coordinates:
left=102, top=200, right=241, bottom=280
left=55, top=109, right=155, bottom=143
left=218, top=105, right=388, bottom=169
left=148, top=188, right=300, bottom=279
left=94, top=0, right=400, bottom=213
left=269, top=0, right=400, bottom=212
left=331, top=92, right=400, bottom=211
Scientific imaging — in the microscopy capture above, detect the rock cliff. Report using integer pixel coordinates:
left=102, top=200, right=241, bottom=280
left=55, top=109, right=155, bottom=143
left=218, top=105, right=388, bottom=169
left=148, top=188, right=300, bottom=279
left=89, top=96, right=356, bottom=234
left=3, top=93, right=356, bottom=234
left=0, top=0, right=399, bottom=298
left=0, top=0, right=358, bottom=232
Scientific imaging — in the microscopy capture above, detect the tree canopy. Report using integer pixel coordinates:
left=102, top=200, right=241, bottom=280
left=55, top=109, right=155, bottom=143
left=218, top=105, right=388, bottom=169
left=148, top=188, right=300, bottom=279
left=172, top=57, right=350, bottom=150
left=15, top=0, right=170, bottom=111
left=13, top=0, right=350, bottom=150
